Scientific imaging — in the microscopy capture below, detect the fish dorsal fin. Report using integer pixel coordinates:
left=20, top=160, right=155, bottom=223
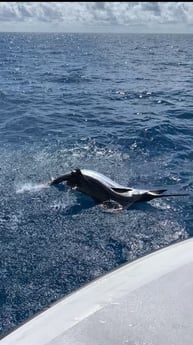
left=112, top=187, right=132, bottom=193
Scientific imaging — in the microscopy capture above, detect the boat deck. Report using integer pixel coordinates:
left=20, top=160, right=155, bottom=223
left=1, top=238, right=193, bottom=345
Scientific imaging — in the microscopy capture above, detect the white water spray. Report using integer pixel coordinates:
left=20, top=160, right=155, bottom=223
left=16, top=182, right=50, bottom=194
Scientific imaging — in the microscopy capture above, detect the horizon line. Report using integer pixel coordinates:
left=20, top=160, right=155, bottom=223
left=0, top=31, right=193, bottom=35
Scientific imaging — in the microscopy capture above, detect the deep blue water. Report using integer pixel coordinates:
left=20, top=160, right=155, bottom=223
left=0, top=32, right=193, bottom=337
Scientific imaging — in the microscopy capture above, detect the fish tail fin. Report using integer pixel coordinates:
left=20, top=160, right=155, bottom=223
left=154, top=193, right=189, bottom=198
left=149, top=189, right=167, bottom=195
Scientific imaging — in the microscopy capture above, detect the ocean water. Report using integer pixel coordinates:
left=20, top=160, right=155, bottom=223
left=0, top=32, right=193, bottom=337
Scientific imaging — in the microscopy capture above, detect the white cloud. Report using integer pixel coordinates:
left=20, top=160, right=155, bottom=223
left=0, top=2, right=193, bottom=32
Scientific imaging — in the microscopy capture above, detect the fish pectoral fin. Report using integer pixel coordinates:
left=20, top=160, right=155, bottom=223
left=112, top=187, right=132, bottom=193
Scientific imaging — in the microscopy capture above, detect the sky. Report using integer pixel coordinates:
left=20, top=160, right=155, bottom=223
left=0, top=2, right=193, bottom=34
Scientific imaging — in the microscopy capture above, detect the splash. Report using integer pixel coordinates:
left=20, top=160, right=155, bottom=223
left=16, top=182, right=49, bottom=194
left=50, top=200, right=69, bottom=210
left=99, top=200, right=124, bottom=213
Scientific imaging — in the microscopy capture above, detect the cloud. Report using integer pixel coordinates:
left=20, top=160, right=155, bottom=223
left=0, top=2, right=193, bottom=32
